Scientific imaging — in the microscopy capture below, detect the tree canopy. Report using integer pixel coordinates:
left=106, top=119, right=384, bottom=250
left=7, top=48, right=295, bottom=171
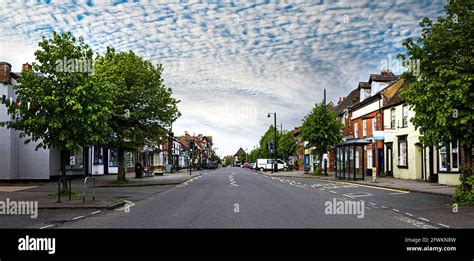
left=301, top=103, right=343, bottom=165
left=398, top=0, right=473, bottom=194
left=95, top=47, right=181, bottom=181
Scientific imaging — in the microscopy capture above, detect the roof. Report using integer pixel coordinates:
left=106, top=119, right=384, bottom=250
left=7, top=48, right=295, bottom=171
left=381, top=79, right=408, bottom=109
left=234, top=148, right=246, bottom=156
left=358, top=82, right=370, bottom=89
left=368, top=73, right=399, bottom=83
left=349, top=77, right=403, bottom=112
left=333, top=88, right=360, bottom=115
left=336, top=138, right=372, bottom=146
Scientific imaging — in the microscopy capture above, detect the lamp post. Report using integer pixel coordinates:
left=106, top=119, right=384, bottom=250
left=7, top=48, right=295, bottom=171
left=268, top=112, right=277, bottom=173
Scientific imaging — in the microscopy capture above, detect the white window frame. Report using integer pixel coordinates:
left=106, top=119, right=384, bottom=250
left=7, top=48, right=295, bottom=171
left=367, top=149, right=373, bottom=168
left=398, top=136, right=408, bottom=167
left=391, top=108, right=396, bottom=129
left=362, top=120, right=367, bottom=137
left=438, top=141, right=460, bottom=172
left=372, top=117, right=377, bottom=132
left=354, top=122, right=359, bottom=138
left=402, top=104, right=409, bottom=127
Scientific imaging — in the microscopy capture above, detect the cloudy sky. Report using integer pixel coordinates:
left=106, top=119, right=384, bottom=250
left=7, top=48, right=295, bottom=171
left=0, top=0, right=446, bottom=157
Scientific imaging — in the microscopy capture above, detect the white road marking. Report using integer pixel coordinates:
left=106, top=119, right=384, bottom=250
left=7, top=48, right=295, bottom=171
left=405, top=213, right=414, bottom=217
left=72, top=216, right=84, bottom=220
left=329, top=191, right=337, bottom=194
left=369, top=202, right=376, bottom=206
left=438, top=223, right=450, bottom=228
left=394, top=216, right=437, bottom=229
left=419, top=217, right=430, bottom=222
left=392, top=209, right=400, bottom=212
left=381, top=206, right=387, bottom=209
left=91, top=210, right=101, bottom=215
left=40, top=225, right=54, bottom=229
left=342, top=194, right=356, bottom=199
left=344, top=192, right=373, bottom=198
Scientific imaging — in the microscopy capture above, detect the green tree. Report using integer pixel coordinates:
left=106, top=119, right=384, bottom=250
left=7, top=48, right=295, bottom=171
left=258, top=125, right=280, bottom=159
left=95, top=48, right=181, bottom=182
left=248, top=148, right=260, bottom=162
left=278, top=130, right=297, bottom=162
left=209, top=153, right=221, bottom=164
left=224, top=156, right=233, bottom=166
left=398, top=0, right=473, bottom=196
left=1, top=32, right=114, bottom=190
left=301, top=103, right=343, bottom=167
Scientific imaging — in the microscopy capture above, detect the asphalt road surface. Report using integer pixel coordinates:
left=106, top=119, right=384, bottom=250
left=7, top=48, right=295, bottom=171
left=52, top=167, right=474, bottom=229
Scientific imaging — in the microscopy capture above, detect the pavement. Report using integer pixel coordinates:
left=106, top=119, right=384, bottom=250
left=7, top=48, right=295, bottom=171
left=258, top=170, right=456, bottom=196
left=0, top=171, right=200, bottom=208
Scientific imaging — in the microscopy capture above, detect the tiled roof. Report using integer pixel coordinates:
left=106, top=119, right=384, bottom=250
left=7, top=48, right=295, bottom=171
left=381, top=79, right=408, bottom=109
left=369, top=74, right=399, bottom=83
left=333, top=88, right=360, bottom=115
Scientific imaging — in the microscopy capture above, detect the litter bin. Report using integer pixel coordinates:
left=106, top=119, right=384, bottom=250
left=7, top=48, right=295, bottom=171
left=135, top=162, right=143, bottom=178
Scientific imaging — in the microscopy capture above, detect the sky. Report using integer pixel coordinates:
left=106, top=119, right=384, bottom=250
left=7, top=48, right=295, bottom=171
left=0, top=0, right=447, bottom=157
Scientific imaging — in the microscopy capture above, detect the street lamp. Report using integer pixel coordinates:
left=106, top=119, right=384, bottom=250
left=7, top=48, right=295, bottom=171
left=268, top=112, right=277, bottom=173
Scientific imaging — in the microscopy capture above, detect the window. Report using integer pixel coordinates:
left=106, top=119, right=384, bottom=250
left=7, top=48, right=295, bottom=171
left=398, top=136, right=408, bottom=167
left=402, top=104, right=409, bottom=127
left=362, top=120, right=367, bottom=137
left=65, top=147, right=84, bottom=170
left=439, top=141, right=460, bottom=172
left=355, top=150, right=359, bottom=168
left=372, top=117, right=377, bottom=132
left=124, top=151, right=134, bottom=168
left=109, top=148, right=118, bottom=167
left=391, top=108, right=396, bottom=129
left=354, top=122, right=359, bottom=138
left=93, top=146, right=103, bottom=164
left=367, top=149, right=373, bottom=168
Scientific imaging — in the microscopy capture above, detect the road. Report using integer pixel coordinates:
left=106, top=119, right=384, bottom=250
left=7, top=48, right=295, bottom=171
left=49, top=167, right=474, bottom=229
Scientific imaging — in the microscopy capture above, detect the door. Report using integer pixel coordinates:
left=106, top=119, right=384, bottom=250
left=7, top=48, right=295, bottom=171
left=377, top=149, right=383, bottom=176
left=385, top=143, right=393, bottom=176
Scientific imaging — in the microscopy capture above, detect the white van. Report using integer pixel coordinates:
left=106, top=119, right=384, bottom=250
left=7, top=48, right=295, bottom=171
left=257, top=159, right=288, bottom=171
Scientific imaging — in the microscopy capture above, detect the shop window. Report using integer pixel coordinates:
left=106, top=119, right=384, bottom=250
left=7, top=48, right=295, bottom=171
left=439, top=141, right=460, bottom=172
left=367, top=149, right=373, bottom=168
left=124, top=151, right=134, bottom=168
left=93, top=146, right=103, bottom=164
left=109, top=148, right=118, bottom=167
left=65, top=147, right=84, bottom=170
left=398, top=136, right=408, bottom=167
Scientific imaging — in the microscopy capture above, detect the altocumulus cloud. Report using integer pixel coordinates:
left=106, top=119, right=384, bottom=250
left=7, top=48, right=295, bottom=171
left=0, top=0, right=446, bottom=156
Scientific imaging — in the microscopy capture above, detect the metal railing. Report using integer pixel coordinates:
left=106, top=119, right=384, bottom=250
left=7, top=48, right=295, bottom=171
left=83, top=176, right=96, bottom=203
left=57, top=177, right=72, bottom=203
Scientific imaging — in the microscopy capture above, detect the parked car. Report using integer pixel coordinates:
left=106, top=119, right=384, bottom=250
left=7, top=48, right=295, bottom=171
left=248, top=162, right=256, bottom=169
left=241, top=162, right=249, bottom=168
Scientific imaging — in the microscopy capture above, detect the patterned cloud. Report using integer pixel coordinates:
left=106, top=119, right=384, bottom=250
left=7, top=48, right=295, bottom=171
left=0, top=0, right=446, bottom=156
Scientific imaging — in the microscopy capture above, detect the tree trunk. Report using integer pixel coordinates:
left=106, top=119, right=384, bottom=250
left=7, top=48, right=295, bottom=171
left=83, top=146, right=89, bottom=178
left=462, top=144, right=472, bottom=192
left=117, top=147, right=126, bottom=182
left=60, top=149, right=68, bottom=191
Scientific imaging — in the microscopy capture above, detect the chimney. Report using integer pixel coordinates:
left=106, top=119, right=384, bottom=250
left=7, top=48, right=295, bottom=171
left=0, top=62, right=12, bottom=84
left=338, top=97, right=342, bottom=104
left=381, top=69, right=393, bottom=76
left=22, top=63, right=32, bottom=72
